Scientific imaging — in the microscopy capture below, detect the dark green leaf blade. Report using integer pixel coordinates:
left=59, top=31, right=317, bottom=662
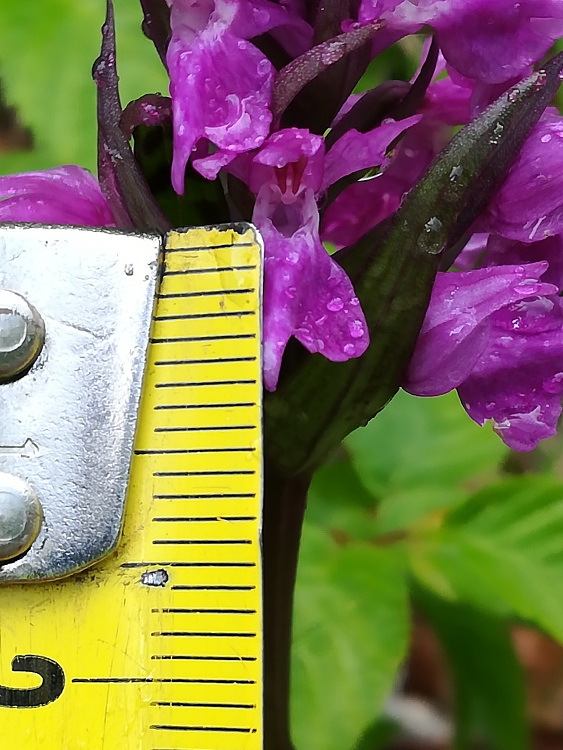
left=283, top=1, right=371, bottom=133
left=273, top=21, right=384, bottom=123
left=139, top=0, right=171, bottom=66
left=415, top=587, right=530, bottom=750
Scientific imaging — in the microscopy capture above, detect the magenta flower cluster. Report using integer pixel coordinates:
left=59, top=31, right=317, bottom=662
left=3, top=0, right=563, bottom=451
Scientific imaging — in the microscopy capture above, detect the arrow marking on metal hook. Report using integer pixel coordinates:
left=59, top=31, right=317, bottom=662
left=0, top=439, right=40, bottom=458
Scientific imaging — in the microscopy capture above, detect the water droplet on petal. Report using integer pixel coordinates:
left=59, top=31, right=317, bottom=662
left=543, top=373, right=563, bottom=394
left=349, top=320, right=365, bottom=339
left=326, top=297, right=344, bottom=312
left=253, top=7, right=270, bottom=25
left=541, top=133, right=552, bottom=143
left=343, top=343, right=356, bottom=355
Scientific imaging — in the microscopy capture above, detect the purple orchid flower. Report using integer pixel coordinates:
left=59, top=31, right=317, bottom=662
left=358, top=0, right=563, bottom=84
left=409, top=87, right=563, bottom=452
left=0, top=166, right=115, bottom=227
left=322, top=72, right=470, bottom=249
left=238, top=127, right=369, bottom=391
left=167, top=0, right=311, bottom=189
left=2, top=0, right=563, bottom=457
left=235, top=116, right=421, bottom=390
left=404, top=262, right=563, bottom=451
left=485, top=233, right=563, bottom=289
left=479, top=110, right=563, bottom=242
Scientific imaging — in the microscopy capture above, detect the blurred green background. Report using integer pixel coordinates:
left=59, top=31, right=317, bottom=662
left=3, top=3, right=563, bottom=750
left=0, top=0, right=167, bottom=175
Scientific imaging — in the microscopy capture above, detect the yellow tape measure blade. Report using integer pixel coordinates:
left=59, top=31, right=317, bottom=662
left=0, top=225, right=263, bottom=750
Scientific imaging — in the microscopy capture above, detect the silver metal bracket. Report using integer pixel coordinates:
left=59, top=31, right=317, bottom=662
left=0, top=224, right=161, bottom=581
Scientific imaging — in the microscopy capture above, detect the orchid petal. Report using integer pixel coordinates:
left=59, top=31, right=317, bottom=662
left=481, top=112, right=563, bottom=242
left=459, top=295, right=563, bottom=450
left=404, top=263, right=558, bottom=396
left=259, top=205, right=368, bottom=390
left=321, top=115, right=421, bottom=191
left=0, top=166, right=115, bottom=227
left=168, top=27, right=274, bottom=190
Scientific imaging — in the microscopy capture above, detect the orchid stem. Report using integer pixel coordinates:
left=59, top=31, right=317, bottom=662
left=262, top=464, right=312, bottom=750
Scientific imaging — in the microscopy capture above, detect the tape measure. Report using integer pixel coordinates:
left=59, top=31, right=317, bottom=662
left=0, top=225, right=263, bottom=749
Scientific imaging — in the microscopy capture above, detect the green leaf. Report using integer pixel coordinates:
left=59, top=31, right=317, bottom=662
left=0, top=0, right=168, bottom=173
left=410, top=527, right=563, bottom=640
left=346, top=390, right=505, bottom=498
left=373, top=487, right=467, bottom=536
left=408, top=474, right=563, bottom=636
left=447, top=475, right=563, bottom=566
left=291, top=524, right=409, bottom=750
left=352, top=716, right=401, bottom=750
left=415, top=588, right=530, bottom=750
left=305, top=456, right=379, bottom=541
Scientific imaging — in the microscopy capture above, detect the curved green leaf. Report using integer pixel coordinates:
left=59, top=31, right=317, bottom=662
left=411, top=526, right=563, bottom=640
left=291, top=524, right=409, bottom=750
left=447, top=475, right=563, bottom=565
left=346, top=390, right=505, bottom=497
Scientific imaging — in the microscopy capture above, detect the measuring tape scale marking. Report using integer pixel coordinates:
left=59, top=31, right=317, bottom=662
left=0, top=226, right=264, bottom=750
